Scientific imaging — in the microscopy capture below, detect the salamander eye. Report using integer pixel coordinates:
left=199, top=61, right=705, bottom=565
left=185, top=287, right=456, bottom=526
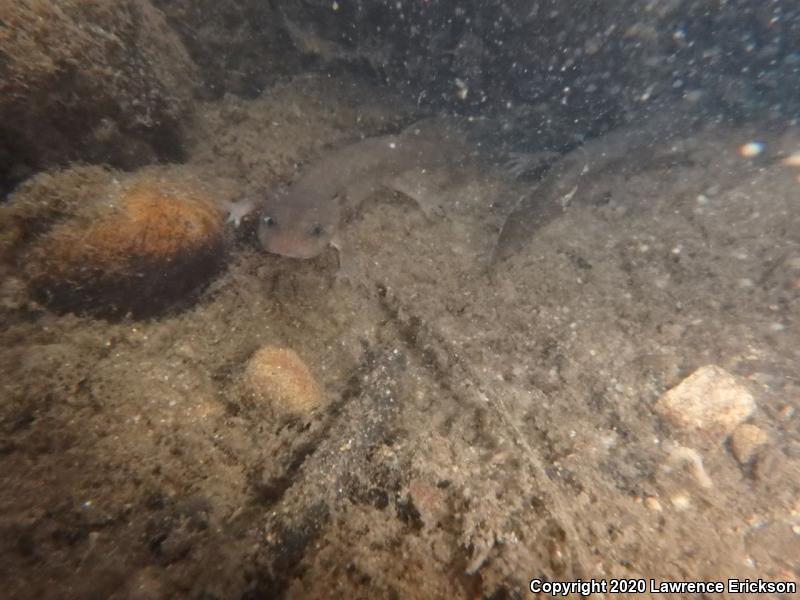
left=309, top=224, right=324, bottom=237
left=263, top=216, right=276, bottom=227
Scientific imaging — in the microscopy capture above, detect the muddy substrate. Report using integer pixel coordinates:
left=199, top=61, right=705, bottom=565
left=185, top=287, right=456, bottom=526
left=1, top=76, right=798, bottom=599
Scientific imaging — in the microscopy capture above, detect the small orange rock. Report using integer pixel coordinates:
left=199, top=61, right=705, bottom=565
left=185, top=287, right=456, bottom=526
left=243, top=346, right=323, bottom=416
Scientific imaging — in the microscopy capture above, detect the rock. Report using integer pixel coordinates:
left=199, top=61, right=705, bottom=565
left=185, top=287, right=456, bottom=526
left=654, top=365, right=755, bottom=439
left=18, top=169, right=226, bottom=316
left=669, top=492, right=692, bottom=511
left=243, top=346, right=323, bottom=416
left=644, top=496, right=663, bottom=512
left=731, top=424, right=768, bottom=464
left=0, top=0, right=197, bottom=176
left=406, top=480, right=449, bottom=529
left=0, top=166, right=111, bottom=264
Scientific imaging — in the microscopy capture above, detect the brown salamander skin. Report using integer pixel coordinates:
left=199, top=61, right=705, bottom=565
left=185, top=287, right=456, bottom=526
left=258, top=125, right=464, bottom=259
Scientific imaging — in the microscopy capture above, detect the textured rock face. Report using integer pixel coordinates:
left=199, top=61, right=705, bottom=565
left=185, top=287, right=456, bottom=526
left=0, top=0, right=197, bottom=178
left=12, top=168, right=226, bottom=317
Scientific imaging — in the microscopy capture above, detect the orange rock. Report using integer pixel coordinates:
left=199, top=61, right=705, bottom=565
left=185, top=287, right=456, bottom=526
left=24, top=176, right=226, bottom=316
left=44, top=182, right=222, bottom=268
left=243, top=346, right=323, bottom=416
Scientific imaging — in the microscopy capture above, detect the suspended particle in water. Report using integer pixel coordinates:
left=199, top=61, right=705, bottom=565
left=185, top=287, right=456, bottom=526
left=739, top=141, right=764, bottom=157
left=454, top=78, right=468, bottom=100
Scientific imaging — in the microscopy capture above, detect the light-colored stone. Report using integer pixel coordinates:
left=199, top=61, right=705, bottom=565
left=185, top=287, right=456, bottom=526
left=654, top=365, right=755, bottom=439
left=243, top=346, right=323, bottom=415
left=644, top=496, right=663, bottom=512
left=670, top=492, right=692, bottom=511
left=731, top=423, right=768, bottom=464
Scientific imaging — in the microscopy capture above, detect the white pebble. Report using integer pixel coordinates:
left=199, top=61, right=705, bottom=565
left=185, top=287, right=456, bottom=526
left=671, top=493, right=692, bottom=511
left=655, top=365, right=756, bottom=439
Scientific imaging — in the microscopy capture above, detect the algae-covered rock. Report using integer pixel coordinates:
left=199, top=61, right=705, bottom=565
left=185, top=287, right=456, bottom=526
left=243, top=346, right=324, bottom=416
left=7, top=167, right=226, bottom=316
left=0, top=0, right=197, bottom=178
left=0, top=166, right=112, bottom=264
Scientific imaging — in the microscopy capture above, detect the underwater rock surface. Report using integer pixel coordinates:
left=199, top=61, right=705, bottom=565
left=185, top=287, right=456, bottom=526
left=10, top=169, right=226, bottom=317
left=0, top=0, right=197, bottom=179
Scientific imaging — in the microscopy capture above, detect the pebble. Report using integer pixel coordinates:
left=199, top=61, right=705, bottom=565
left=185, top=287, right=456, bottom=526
left=670, top=492, right=692, bottom=511
left=644, top=496, right=663, bottom=512
left=243, top=346, right=323, bottom=416
left=655, top=365, right=755, bottom=440
left=731, top=423, right=769, bottom=464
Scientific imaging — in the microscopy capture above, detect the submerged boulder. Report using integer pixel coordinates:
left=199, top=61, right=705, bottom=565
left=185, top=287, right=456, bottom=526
left=0, top=0, right=197, bottom=180
left=5, top=167, right=227, bottom=316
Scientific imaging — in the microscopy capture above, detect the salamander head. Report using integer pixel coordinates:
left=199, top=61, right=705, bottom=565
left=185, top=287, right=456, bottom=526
left=257, top=188, right=337, bottom=259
